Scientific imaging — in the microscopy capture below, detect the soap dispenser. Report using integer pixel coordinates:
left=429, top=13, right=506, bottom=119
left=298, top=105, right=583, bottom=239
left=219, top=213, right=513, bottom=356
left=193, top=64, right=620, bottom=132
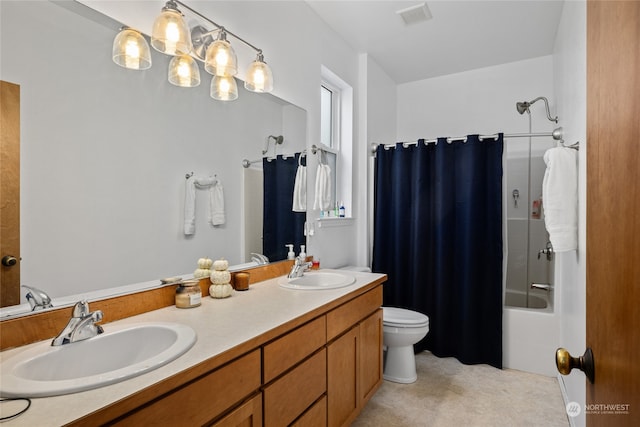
left=299, top=245, right=306, bottom=260
left=286, top=244, right=295, bottom=260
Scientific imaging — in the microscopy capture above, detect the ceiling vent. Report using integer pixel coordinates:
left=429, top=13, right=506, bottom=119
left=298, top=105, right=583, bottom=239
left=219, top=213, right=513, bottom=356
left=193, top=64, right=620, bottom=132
left=396, top=2, right=433, bottom=25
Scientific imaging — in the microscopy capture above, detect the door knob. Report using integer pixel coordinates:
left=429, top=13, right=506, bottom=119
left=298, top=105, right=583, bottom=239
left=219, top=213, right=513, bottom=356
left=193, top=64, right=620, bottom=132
left=1, top=255, right=18, bottom=267
left=556, top=347, right=595, bottom=384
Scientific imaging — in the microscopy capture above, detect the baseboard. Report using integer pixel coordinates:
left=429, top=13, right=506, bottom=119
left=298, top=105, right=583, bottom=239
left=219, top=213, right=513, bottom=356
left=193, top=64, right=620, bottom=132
left=557, top=374, right=575, bottom=427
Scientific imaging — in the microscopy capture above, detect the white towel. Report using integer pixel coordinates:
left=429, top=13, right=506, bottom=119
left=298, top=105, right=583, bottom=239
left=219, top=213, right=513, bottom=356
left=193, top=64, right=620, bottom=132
left=292, top=164, right=307, bottom=212
left=184, top=176, right=197, bottom=235
left=542, top=147, right=578, bottom=252
left=209, top=180, right=225, bottom=226
left=184, top=176, right=220, bottom=235
left=313, top=164, right=332, bottom=211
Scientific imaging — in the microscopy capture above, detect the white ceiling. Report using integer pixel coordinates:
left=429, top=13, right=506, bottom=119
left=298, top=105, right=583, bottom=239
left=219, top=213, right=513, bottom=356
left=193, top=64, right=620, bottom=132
left=305, top=0, right=565, bottom=84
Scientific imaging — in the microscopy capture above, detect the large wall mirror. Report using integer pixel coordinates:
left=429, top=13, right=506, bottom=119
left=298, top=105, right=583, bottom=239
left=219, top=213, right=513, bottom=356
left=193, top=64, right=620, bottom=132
left=0, top=0, right=307, bottom=314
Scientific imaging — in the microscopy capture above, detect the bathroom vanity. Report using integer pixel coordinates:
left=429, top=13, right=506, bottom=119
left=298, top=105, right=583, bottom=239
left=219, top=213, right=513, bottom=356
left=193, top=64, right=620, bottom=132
left=0, top=270, right=385, bottom=426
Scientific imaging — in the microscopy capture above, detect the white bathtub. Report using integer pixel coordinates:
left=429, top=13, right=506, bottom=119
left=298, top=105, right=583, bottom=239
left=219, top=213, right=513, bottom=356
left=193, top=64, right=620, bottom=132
left=503, top=289, right=559, bottom=376
left=504, top=288, right=550, bottom=311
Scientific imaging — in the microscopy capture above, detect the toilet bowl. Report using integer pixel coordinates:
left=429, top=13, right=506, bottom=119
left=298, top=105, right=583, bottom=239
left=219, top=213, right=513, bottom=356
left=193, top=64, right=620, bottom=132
left=336, top=267, right=429, bottom=384
left=382, top=307, right=429, bottom=384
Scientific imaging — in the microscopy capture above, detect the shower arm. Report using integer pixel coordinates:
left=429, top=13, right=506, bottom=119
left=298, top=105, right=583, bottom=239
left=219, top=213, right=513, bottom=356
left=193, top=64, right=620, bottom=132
left=518, top=97, right=558, bottom=123
left=262, top=135, right=284, bottom=155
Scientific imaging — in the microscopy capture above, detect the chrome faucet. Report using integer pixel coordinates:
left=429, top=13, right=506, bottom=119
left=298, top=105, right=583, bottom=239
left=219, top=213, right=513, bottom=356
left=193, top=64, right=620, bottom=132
left=22, top=285, right=53, bottom=311
left=51, top=300, right=104, bottom=346
left=288, top=256, right=312, bottom=279
left=250, top=252, right=270, bottom=265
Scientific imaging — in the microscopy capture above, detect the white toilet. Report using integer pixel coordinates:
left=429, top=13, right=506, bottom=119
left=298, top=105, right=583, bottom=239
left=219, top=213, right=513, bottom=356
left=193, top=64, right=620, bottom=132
left=338, top=266, right=429, bottom=384
left=382, top=307, right=429, bottom=383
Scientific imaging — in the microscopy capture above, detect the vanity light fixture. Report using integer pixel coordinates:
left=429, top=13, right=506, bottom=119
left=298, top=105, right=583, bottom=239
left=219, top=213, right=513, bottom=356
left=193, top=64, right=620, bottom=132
left=210, top=75, right=238, bottom=101
left=111, top=0, right=274, bottom=101
left=151, top=0, right=192, bottom=56
left=204, top=30, right=238, bottom=77
left=168, top=54, right=200, bottom=87
left=245, top=51, right=273, bottom=93
left=112, top=27, right=152, bottom=70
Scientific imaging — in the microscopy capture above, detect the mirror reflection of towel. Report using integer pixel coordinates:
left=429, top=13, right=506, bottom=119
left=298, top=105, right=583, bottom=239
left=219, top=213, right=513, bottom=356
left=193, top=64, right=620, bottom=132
left=313, top=164, right=332, bottom=211
left=184, top=176, right=225, bottom=235
left=209, top=181, right=225, bottom=226
left=292, top=165, right=307, bottom=212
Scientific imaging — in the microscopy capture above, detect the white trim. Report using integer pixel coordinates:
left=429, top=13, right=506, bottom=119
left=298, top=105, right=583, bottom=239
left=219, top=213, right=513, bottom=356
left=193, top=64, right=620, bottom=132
left=557, top=374, right=575, bottom=427
left=316, top=217, right=355, bottom=228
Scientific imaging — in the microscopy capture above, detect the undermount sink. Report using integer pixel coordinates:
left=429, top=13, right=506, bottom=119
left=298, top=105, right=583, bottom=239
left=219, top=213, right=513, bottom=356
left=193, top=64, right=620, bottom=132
left=0, top=322, right=196, bottom=398
left=279, top=271, right=356, bottom=290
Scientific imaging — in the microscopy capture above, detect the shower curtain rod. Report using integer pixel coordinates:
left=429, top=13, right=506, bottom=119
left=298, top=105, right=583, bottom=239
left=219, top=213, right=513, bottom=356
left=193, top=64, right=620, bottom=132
left=242, top=151, right=306, bottom=168
left=371, top=127, right=565, bottom=155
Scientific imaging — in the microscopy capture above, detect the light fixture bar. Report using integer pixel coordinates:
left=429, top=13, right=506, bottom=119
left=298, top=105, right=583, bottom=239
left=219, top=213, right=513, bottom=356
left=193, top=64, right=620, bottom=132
left=174, top=0, right=262, bottom=54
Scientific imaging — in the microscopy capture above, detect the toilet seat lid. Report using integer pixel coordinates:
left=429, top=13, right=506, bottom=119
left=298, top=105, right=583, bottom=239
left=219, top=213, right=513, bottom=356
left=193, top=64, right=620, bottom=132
left=383, top=307, right=429, bottom=326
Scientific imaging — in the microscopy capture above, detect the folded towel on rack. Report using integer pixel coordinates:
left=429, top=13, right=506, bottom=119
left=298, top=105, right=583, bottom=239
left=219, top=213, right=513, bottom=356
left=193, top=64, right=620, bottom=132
left=184, top=176, right=197, bottom=235
left=184, top=176, right=219, bottom=235
left=313, top=163, right=332, bottom=211
left=292, top=163, right=307, bottom=212
left=209, top=180, right=225, bottom=226
left=542, top=147, right=578, bottom=252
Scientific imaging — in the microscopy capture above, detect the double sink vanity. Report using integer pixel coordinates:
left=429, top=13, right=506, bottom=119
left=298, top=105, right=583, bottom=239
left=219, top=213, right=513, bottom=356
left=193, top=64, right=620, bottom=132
left=0, top=266, right=386, bottom=426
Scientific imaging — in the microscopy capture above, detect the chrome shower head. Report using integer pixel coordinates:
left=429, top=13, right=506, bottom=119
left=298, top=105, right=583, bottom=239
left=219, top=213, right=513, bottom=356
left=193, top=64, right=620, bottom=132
left=516, top=97, right=558, bottom=123
left=516, top=102, right=530, bottom=115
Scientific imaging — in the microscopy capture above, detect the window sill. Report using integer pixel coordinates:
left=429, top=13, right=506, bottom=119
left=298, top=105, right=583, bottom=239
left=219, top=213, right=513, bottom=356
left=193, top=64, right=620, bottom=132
left=316, top=217, right=355, bottom=228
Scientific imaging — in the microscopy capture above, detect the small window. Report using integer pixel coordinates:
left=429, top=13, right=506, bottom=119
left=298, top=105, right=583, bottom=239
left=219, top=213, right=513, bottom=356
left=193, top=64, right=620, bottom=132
left=320, top=83, right=340, bottom=149
left=319, top=66, right=352, bottom=218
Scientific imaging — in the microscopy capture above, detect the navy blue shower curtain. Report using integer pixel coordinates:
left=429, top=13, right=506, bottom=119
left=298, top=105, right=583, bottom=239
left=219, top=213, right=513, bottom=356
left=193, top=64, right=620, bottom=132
left=263, top=154, right=306, bottom=262
left=372, top=134, right=503, bottom=368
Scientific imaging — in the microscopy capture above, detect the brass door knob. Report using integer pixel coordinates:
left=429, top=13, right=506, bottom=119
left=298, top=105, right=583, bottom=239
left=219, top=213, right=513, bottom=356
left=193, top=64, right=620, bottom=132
left=1, top=255, right=17, bottom=267
left=556, top=347, right=595, bottom=384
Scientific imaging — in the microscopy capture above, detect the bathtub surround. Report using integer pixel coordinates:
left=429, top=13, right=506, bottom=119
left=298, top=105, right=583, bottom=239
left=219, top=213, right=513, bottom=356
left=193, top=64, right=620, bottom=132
left=372, top=135, right=504, bottom=368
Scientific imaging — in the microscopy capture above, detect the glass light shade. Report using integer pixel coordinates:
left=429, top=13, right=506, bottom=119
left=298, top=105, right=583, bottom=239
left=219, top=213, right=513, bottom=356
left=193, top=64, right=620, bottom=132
left=112, top=28, right=151, bottom=70
left=210, top=75, right=238, bottom=101
left=168, top=55, right=200, bottom=87
left=204, top=39, right=238, bottom=76
left=151, top=5, right=191, bottom=55
left=244, top=58, right=273, bottom=93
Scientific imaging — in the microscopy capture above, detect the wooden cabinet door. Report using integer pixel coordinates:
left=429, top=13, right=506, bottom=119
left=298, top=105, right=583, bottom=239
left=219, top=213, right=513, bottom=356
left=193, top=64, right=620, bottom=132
left=327, top=326, right=359, bottom=427
left=359, top=309, right=383, bottom=404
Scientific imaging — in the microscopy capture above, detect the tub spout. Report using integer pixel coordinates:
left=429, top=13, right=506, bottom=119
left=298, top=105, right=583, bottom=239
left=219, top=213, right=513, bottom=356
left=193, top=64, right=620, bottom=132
left=531, top=283, right=552, bottom=292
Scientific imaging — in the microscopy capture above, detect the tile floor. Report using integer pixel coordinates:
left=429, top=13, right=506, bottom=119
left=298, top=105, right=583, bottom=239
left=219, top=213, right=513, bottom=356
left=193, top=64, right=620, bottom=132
left=352, top=351, right=570, bottom=427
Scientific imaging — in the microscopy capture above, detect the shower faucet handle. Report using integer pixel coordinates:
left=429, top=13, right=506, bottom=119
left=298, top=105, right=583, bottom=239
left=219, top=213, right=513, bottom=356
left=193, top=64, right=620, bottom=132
left=537, top=242, right=554, bottom=261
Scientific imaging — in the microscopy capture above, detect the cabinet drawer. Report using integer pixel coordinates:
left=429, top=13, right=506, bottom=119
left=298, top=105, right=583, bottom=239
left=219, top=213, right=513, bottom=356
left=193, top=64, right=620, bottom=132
left=113, top=350, right=261, bottom=426
left=326, top=285, right=382, bottom=341
left=263, top=316, right=326, bottom=383
left=208, top=393, right=262, bottom=427
left=291, top=395, right=327, bottom=427
left=263, top=349, right=327, bottom=427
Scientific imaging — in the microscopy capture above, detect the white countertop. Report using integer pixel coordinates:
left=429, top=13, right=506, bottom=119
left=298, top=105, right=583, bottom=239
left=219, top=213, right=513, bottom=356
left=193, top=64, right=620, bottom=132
left=0, top=270, right=384, bottom=426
